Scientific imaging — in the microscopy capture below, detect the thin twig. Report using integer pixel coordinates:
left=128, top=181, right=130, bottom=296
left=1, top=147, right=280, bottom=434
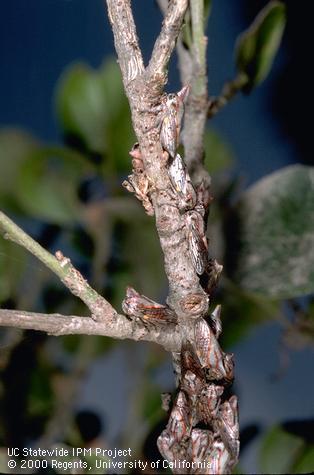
left=0, top=309, right=182, bottom=352
left=179, top=0, right=209, bottom=184
left=0, top=211, right=115, bottom=322
left=207, top=73, right=248, bottom=119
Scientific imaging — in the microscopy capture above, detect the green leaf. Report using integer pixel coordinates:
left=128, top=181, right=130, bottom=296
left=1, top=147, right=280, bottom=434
left=260, top=426, right=304, bottom=474
left=232, top=165, right=314, bottom=298
left=55, top=59, right=134, bottom=173
left=0, top=129, right=92, bottom=224
left=235, top=1, right=286, bottom=89
left=55, top=63, right=108, bottom=152
left=293, top=445, right=314, bottom=473
left=0, top=129, right=39, bottom=192
left=204, top=128, right=234, bottom=174
left=0, top=129, right=40, bottom=212
left=16, top=146, right=91, bottom=224
left=0, top=238, right=28, bottom=302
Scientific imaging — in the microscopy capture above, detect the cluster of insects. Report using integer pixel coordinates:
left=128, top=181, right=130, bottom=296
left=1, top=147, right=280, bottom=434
left=158, top=319, right=239, bottom=474
left=122, top=85, right=239, bottom=472
left=123, top=85, right=218, bottom=286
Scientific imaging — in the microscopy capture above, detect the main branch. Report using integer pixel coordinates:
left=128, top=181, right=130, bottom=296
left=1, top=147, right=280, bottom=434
left=106, top=0, right=208, bottom=323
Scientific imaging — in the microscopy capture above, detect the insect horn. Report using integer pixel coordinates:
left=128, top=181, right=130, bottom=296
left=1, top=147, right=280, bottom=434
left=177, top=84, right=190, bottom=103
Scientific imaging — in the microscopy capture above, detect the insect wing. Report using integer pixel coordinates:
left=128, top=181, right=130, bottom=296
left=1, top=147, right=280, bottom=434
left=168, top=153, right=188, bottom=195
left=186, top=213, right=208, bottom=275
left=160, top=112, right=178, bottom=158
left=168, top=391, right=190, bottom=442
left=177, top=84, right=190, bottom=104
left=157, top=430, right=176, bottom=464
left=210, top=304, right=222, bottom=338
left=207, top=440, right=232, bottom=475
left=204, top=259, right=223, bottom=294
left=223, top=352, right=234, bottom=382
left=189, top=428, right=213, bottom=463
left=157, top=430, right=189, bottom=474
left=122, top=287, right=176, bottom=324
left=197, top=383, right=224, bottom=424
left=141, top=305, right=177, bottom=325
left=194, top=318, right=227, bottom=379
left=196, top=179, right=213, bottom=215
left=216, top=396, right=240, bottom=459
left=181, top=340, right=204, bottom=380
left=181, top=370, right=203, bottom=400
left=188, top=225, right=207, bottom=275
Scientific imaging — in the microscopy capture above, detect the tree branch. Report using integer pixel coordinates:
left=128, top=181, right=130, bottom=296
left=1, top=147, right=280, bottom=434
left=147, top=0, right=188, bottom=83
left=179, top=0, right=209, bottom=184
left=105, top=0, right=208, bottom=322
left=105, top=0, right=144, bottom=86
left=0, top=309, right=182, bottom=352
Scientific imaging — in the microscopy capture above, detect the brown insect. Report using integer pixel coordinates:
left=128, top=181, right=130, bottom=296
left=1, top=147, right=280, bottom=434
left=181, top=340, right=204, bottom=381
left=157, top=430, right=177, bottom=465
left=157, top=430, right=188, bottom=472
left=168, top=153, right=196, bottom=210
left=206, top=440, right=233, bottom=475
left=195, top=180, right=213, bottom=219
left=122, top=286, right=177, bottom=325
left=194, top=317, right=229, bottom=380
left=210, top=304, right=222, bottom=339
left=197, top=383, right=224, bottom=425
left=160, top=85, right=189, bottom=158
left=188, top=428, right=213, bottom=465
left=181, top=370, right=203, bottom=401
left=215, top=395, right=240, bottom=459
left=147, top=85, right=189, bottom=158
left=223, top=352, right=235, bottom=383
left=167, top=391, right=191, bottom=442
left=201, top=258, right=223, bottom=296
left=186, top=210, right=208, bottom=275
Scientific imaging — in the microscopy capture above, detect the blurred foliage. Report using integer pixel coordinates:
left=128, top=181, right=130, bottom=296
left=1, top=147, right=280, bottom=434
left=55, top=60, right=135, bottom=175
left=0, top=239, right=28, bottom=302
left=217, top=282, right=280, bottom=349
left=0, top=2, right=312, bottom=472
left=235, top=1, right=286, bottom=90
left=204, top=129, right=234, bottom=174
left=232, top=165, right=314, bottom=298
left=260, top=423, right=314, bottom=473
